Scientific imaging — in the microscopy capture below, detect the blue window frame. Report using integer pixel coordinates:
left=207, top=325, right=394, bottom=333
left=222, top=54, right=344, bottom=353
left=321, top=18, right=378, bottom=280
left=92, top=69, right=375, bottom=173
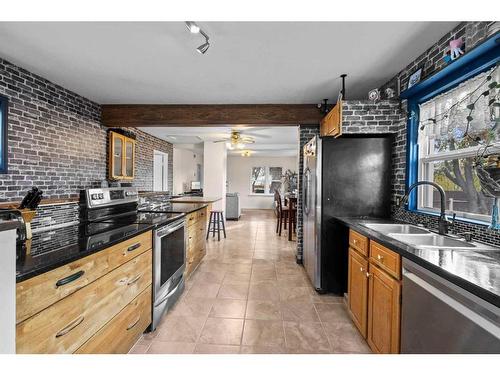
left=400, top=35, right=500, bottom=223
left=0, top=95, right=7, bottom=174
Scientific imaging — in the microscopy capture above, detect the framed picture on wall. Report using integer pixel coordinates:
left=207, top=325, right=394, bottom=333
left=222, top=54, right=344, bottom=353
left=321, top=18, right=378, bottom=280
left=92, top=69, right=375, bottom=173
left=407, top=68, right=423, bottom=89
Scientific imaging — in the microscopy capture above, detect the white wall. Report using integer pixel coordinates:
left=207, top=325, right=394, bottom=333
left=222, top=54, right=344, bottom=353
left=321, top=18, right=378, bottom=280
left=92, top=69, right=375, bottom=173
left=203, top=141, right=227, bottom=212
left=227, top=156, right=298, bottom=209
left=173, top=147, right=203, bottom=194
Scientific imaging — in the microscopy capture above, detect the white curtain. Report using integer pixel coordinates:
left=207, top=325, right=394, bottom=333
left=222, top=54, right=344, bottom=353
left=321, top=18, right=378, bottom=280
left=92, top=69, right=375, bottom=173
left=419, top=66, right=499, bottom=152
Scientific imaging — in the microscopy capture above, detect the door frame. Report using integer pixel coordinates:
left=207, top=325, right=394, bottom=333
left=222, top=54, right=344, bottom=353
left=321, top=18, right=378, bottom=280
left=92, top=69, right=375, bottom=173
left=153, top=150, right=169, bottom=192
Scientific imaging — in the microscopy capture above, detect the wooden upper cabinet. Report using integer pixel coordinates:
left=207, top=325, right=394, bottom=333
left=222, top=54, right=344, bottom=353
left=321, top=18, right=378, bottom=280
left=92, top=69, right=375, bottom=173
left=367, top=263, right=401, bottom=354
left=109, top=131, right=135, bottom=180
left=348, top=247, right=369, bottom=338
left=320, top=100, right=342, bottom=137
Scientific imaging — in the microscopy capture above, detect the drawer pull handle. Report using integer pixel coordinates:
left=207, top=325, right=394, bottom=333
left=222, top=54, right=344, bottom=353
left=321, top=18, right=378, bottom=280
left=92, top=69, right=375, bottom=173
left=377, top=254, right=384, bottom=261
left=127, top=243, right=141, bottom=252
left=360, top=267, right=364, bottom=272
left=55, top=270, right=85, bottom=288
left=353, top=239, right=357, bottom=244
left=366, top=272, right=371, bottom=278
left=126, top=316, right=141, bottom=331
left=127, top=274, right=142, bottom=285
left=55, top=315, right=85, bottom=338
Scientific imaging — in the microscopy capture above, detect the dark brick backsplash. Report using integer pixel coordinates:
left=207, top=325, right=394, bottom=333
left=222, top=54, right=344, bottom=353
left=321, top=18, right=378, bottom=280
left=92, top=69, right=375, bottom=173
left=0, top=56, right=173, bottom=203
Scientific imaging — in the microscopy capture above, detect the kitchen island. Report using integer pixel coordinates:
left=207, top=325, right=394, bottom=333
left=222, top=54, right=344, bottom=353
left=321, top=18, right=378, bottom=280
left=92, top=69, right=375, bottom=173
left=169, top=196, right=221, bottom=204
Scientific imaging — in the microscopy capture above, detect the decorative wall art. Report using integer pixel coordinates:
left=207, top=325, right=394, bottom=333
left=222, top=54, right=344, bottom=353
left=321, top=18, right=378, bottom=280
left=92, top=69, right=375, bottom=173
left=407, top=67, right=422, bottom=89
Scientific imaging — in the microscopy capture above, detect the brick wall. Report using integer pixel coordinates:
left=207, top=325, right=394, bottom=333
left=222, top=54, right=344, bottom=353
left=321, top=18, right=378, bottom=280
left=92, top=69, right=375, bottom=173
left=380, top=22, right=495, bottom=96
left=296, top=125, right=320, bottom=262
left=379, top=21, right=500, bottom=245
left=0, top=56, right=173, bottom=203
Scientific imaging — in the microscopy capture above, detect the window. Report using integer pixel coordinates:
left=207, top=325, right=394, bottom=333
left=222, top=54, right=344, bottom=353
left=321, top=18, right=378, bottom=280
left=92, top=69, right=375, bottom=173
left=0, top=95, right=7, bottom=174
left=416, top=67, right=499, bottom=222
left=250, top=166, right=282, bottom=195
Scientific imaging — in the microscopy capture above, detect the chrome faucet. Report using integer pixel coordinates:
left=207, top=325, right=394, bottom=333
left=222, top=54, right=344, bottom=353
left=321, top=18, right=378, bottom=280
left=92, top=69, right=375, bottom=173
left=400, top=181, right=452, bottom=235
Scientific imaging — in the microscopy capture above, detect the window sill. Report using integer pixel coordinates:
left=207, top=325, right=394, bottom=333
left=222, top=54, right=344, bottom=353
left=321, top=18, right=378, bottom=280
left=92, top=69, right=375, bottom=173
left=248, top=193, right=274, bottom=197
left=410, top=208, right=491, bottom=227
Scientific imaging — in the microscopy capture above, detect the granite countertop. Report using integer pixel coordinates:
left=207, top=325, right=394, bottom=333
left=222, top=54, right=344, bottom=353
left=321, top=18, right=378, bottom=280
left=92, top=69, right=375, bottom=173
left=170, top=196, right=221, bottom=204
left=166, top=203, right=209, bottom=214
left=0, top=220, right=19, bottom=232
left=334, top=216, right=500, bottom=308
left=16, top=223, right=154, bottom=283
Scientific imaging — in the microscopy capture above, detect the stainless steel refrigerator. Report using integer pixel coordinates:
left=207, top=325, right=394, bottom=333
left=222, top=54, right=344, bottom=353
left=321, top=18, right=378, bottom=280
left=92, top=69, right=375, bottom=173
left=302, top=135, right=393, bottom=293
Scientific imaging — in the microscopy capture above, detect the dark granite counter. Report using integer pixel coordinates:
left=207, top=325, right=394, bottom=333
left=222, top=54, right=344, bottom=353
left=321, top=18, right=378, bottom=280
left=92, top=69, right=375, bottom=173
left=16, top=223, right=154, bottom=283
left=0, top=220, right=19, bottom=232
left=334, top=216, right=500, bottom=308
left=170, top=196, right=220, bottom=204
left=168, top=202, right=209, bottom=214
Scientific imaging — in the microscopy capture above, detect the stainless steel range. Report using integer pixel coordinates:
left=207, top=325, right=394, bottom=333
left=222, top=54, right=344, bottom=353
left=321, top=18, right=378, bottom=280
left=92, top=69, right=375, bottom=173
left=81, top=187, right=186, bottom=331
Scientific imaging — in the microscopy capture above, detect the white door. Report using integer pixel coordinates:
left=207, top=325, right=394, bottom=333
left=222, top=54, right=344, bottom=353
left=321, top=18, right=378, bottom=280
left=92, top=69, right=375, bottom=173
left=153, top=151, right=169, bottom=192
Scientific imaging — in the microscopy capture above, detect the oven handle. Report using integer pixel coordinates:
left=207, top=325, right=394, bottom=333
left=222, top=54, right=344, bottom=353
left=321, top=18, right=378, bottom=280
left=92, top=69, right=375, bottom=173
left=154, top=279, right=183, bottom=308
left=156, top=219, right=185, bottom=237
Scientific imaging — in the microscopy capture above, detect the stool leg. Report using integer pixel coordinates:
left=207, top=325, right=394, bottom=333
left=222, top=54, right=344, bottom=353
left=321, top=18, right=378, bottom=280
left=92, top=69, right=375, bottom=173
left=284, top=211, right=287, bottom=230
left=221, top=212, right=226, bottom=238
left=206, top=212, right=212, bottom=240
left=278, top=213, right=282, bottom=236
left=216, top=212, right=221, bottom=241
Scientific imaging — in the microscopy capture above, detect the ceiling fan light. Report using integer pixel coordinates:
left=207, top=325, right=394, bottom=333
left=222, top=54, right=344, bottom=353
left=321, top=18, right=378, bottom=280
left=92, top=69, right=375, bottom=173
left=197, top=42, right=210, bottom=54
left=185, top=21, right=200, bottom=34
left=226, top=142, right=233, bottom=150
left=237, top=143, right=245, bottom=149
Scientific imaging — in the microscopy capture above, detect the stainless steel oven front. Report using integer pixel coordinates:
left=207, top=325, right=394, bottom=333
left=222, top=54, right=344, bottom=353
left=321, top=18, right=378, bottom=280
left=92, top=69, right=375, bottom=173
left=151, top=218, right=186, bottom=331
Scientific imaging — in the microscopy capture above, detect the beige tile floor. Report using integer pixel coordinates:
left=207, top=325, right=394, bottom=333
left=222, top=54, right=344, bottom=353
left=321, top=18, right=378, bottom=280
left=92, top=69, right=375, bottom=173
left=129, top=209, right=370, bottom=354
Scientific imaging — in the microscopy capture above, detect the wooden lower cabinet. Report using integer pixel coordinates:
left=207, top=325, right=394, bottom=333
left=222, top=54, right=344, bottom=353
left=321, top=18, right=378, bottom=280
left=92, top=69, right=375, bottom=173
left=348, top=247, right=369, bottom=338
left=16, top=231, right=152, bottom=324
left=16, top=250, right=152, bottom=354
left=185, top=206, right=209, bottom=277
left=347, top=231, right=402, bottom=354
left=367, top=263, right=401, bottom=354
left=76, top=287, right=152, bottom=354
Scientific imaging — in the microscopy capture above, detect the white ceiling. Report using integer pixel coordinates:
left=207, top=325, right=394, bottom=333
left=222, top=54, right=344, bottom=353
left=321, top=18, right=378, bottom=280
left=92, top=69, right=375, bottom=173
left=144, top=126, right=298, bottom=157
left=0, top=22, right=458, bottom=104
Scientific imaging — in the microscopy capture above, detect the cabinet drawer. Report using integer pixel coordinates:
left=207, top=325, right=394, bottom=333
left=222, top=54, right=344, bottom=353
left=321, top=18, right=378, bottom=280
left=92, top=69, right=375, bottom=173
left=187, top=219, right=205, bottom=239
left=349, top=229, right=368, bottom=256
left=75, top=287, right=152, bottom=354
left=369, top=241, right=401, bottom=280
left=16, top=250, right=152, bottom=354
left=16, top=231, right=152, bottom=324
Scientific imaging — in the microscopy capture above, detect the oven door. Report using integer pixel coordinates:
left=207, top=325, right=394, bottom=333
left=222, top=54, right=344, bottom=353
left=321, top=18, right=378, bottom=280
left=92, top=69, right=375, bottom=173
left=153, top=219, right=186, bottom=303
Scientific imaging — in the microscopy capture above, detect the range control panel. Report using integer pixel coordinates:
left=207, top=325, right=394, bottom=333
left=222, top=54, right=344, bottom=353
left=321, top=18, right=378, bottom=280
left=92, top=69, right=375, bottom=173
left=85, top=187, right=138, bottom=208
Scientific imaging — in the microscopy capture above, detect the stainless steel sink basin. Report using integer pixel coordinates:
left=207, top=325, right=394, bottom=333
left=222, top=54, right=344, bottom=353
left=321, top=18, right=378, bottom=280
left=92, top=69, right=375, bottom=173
left=389, top=233, right=476, bottom=248
left=362, top=223, right=429, bottom=234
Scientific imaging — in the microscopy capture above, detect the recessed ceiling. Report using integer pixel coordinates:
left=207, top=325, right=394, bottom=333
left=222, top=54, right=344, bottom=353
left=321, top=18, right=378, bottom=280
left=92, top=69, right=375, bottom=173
left=0, top=22, right=458, bottom=104
left=143, top=126, right=298, bottom=157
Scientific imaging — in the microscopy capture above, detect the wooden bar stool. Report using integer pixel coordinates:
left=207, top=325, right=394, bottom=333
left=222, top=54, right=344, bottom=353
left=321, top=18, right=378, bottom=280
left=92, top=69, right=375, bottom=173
left=206, top=210, right=227, bottom=241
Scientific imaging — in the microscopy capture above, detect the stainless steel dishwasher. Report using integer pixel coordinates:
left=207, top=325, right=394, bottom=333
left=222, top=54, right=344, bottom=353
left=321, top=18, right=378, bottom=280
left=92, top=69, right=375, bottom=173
left=401, top=258, right=500, bottom=353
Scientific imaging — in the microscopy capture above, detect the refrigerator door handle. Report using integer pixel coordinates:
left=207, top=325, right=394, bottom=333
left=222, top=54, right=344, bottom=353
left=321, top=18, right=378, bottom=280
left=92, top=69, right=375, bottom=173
left=304, top=167, right=311, bottom=215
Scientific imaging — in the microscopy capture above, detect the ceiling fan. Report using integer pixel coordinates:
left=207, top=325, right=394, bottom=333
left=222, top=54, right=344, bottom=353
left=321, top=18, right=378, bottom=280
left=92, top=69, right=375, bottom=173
left=214, top=129, right=256, bottom=149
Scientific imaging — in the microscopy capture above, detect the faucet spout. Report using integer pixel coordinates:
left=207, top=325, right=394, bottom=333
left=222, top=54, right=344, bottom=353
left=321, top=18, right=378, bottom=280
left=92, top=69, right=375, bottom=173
left=400, top=181, right=451, bottom=235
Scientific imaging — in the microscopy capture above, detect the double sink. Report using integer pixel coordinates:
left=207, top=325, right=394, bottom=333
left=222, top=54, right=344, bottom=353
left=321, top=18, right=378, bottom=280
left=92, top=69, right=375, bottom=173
left=361, top=223, right=496, bottom=251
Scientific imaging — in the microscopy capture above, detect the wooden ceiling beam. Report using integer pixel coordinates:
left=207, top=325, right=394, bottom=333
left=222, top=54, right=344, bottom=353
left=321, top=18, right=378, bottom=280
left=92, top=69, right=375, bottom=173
left=101, top=104, right=323, bottom=127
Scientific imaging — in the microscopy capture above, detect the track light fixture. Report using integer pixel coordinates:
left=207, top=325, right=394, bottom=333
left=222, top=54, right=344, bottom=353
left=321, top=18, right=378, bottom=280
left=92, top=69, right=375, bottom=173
left=185, top=21, right=211, bottom=54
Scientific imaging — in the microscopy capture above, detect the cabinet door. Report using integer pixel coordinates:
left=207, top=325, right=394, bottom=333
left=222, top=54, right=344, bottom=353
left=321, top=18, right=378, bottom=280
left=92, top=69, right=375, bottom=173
left=124, top=138, right=135, bottom=179
left=111, top=133, right=124, bottom=178
left=367, top=264, right=401, bottom=354
left=348, top=247, right=369, bottom=338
